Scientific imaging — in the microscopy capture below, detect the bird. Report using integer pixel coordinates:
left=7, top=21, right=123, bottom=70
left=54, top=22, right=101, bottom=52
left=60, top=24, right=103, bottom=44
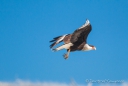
left=49, top=19, right=96, bottom=59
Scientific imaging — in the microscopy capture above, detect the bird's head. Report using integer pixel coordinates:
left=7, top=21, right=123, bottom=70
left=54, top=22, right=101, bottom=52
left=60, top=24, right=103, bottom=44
left=89, top=45, right=96, bottom=50
left=92, top=46, right=96, bottom=50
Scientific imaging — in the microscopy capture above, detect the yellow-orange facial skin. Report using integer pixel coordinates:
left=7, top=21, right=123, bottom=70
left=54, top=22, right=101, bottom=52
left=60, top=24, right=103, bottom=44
left=92, top=46, right=96, bottom=50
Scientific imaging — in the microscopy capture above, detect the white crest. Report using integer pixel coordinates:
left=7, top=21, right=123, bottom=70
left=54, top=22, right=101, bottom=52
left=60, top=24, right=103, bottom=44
left=78, top=19, right=90, bottom=29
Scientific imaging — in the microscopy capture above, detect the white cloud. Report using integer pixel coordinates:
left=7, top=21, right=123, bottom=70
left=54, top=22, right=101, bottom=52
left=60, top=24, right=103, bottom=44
left=0, top=79, right=86, bottom=86
left=0, top=79, right=127, bottom=86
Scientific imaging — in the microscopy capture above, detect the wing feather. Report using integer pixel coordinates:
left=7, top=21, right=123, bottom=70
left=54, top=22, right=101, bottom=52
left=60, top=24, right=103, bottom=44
left=70, top=20, right=92, bottom=45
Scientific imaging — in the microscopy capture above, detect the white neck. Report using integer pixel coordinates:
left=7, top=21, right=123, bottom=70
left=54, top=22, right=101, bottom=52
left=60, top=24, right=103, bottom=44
left=82, top=44, right=92, bottom=51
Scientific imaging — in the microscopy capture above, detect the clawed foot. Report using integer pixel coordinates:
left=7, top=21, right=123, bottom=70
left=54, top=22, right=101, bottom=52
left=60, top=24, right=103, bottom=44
left=63, top=54, right=69, bottom=59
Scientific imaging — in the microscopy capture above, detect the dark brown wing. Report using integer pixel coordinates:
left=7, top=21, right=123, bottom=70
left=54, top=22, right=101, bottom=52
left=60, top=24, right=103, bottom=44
left=70, top=20, right=92, bottom=45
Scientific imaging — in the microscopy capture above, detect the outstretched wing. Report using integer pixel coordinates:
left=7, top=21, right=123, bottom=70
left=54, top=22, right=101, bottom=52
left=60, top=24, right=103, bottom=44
left=70, top=19, right=92, bottom=45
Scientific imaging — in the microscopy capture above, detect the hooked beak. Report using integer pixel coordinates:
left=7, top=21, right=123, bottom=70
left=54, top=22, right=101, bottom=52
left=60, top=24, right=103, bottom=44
left=93, top=47, right=96, bottom=50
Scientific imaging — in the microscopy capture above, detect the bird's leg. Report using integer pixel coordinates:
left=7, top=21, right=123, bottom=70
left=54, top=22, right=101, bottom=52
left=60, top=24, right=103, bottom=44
left=63, top=49, right=70, bottom=59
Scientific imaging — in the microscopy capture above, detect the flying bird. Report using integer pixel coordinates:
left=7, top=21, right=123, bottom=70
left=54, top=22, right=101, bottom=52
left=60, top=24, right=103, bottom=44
left=49, top=19, right=96, bottom=59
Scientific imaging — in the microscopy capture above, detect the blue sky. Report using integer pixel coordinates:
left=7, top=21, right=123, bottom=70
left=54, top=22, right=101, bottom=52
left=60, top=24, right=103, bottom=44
left=0, top=0, right=128, bottom=85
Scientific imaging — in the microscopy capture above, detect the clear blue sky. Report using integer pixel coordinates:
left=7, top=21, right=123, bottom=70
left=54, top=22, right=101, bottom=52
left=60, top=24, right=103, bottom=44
left=0, top=0, right=128, bottom=85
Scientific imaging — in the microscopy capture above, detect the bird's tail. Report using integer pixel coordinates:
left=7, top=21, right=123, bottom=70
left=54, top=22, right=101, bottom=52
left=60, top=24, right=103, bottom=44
left=52, top=43, right=73, bottom=51
left=49, top=34, right=68, bottom=48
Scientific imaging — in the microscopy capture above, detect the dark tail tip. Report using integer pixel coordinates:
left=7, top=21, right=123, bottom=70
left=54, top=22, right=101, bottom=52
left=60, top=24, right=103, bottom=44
left=50, top=42, right=56, bottom=48
left=49, top=36, right=62, bottom=43
left=49, top=39, right=56, bottom=42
